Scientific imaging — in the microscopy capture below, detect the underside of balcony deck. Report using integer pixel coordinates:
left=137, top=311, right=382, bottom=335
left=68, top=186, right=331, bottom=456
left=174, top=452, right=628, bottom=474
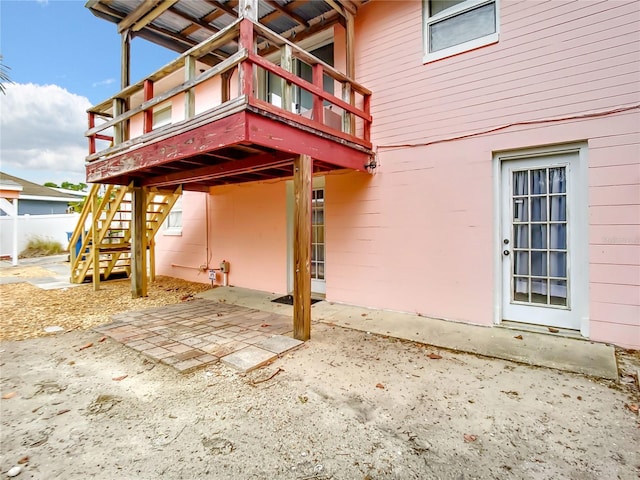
left=86, top=101, right=374, bottom=191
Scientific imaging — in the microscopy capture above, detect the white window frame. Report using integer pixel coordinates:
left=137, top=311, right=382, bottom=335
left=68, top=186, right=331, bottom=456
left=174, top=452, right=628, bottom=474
left=163, top=195, right=182, bottom=236
left=423, top=0, right=499, bottom=64
left=153, top=103, right=172, bottom=129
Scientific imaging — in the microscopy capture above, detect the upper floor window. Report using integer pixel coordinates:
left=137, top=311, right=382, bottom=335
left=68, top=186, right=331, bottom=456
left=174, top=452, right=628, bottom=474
left=153, top=103, right=172, bottom=129
left=423, top=0, right=498, bottom=63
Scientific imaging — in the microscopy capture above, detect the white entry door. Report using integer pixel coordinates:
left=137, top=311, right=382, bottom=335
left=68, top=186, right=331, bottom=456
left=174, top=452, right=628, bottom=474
left=500, top=151, right=585, bottom=330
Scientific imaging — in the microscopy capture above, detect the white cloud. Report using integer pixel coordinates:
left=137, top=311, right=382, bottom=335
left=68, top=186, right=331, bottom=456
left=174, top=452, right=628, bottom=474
left=92, top=78, right=115, bottom=88
left=0, top=83, right=91, bottom=183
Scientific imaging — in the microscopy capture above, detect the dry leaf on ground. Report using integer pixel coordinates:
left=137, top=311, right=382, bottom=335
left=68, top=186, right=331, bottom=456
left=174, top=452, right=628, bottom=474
left=2, top=391, right=17, bottom=400
left=464, top=434, right=478, bottom=443
left=376, top=383, right=385, bottom=389
left=428, top=353, right=442, bottom=359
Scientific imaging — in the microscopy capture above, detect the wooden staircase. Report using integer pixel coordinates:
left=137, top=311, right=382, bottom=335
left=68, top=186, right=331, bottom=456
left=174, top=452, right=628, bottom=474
left=68, top=183, right=181, bottom=285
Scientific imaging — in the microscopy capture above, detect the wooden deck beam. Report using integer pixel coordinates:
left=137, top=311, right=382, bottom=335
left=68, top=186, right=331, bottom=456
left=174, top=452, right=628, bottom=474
left=142, top=151, right=294, bottom=187
left=86, top=109, right=371, bottom=185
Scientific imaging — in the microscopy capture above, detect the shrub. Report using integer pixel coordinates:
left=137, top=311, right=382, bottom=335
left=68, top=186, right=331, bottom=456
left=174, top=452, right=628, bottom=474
left=19, top=237, right=65, bottom=258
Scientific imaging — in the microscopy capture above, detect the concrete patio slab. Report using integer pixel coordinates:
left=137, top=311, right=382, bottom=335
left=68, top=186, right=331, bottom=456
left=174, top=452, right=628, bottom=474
left=220, top=345, right=278, bottom=372
left=96, top=299, right=302, bottom=374
left=197, top=286, right=619, bottom=380
left=254, top=335, right=304, bottom=354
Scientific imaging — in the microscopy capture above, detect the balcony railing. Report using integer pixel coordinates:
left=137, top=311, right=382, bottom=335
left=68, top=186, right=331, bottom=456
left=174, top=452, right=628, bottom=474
left=86, top=18, right=372, bottom=163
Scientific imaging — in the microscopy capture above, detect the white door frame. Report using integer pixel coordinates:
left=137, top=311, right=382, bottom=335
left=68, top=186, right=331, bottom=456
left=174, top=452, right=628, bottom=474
left=287, top=175, right=326, bottom=295
left=493, top=143, right=589, bottom=337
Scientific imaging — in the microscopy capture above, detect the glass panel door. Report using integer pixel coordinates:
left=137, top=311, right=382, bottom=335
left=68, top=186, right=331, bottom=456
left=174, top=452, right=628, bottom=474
left=511, top=167, right=568, bottom=308
left=311, top=188, right=325, bottom=292
left=501, top=151, right=582, bottom=331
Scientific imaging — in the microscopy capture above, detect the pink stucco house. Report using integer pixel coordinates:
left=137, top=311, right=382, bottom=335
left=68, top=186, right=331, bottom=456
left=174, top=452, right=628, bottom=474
left=85, top=0, right=639, bottom=349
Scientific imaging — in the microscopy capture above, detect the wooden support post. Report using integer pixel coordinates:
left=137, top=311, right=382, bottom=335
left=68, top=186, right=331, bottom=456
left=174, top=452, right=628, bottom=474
left=185, top=55, right=196, bottom=119
left=121, top=30, right=131, bottom=89
left=131, top=186, right=148, bottom=298
left=341, top=83, right=352, bottom=134
left=345, top=11, right=356, bottom=134
left=91, top=192, right=100, bottom=291
left=280, top=44, right=293, bottom=111
left=221, top=71, right=232, bottom=103
left=293, top=154, right=312, bottom=341
left=238, top=0, right=258, bottom=20
left=113, top=98, right=125, bottom=144
left=312, top=63, right=324, bottom=123
left=121, top=30, right=131, bottom=142
left=143, top=80, right=154, bottom=133
left=88, top=112, right=96, bottom=154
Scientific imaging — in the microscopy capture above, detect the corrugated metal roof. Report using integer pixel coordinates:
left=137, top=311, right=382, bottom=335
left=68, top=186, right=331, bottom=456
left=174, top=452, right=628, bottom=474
left=173, top=0, right=216, bottom=20
left=288, top=0, right=334, bottom=20
left=87, top=0, right=354, bottom=59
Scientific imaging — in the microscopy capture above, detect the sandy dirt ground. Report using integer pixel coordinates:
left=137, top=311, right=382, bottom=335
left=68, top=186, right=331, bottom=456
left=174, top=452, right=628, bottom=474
left=1, top=264, right=639, bottom=479
left=0, top=276, right=210, bottom=342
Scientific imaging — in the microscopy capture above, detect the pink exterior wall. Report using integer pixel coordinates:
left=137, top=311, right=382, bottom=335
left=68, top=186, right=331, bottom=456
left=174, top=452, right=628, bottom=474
left=155, top=190, right=210, bottom=283
left=155, top=0, right=640, bottom=349
left=326, top=0, right=639, bottom=348
left=156, top=182, right=288, bottom=294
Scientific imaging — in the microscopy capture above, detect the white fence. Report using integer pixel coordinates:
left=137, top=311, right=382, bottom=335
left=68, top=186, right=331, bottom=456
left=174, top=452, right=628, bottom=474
left=0, top=213, right=80, bottom=257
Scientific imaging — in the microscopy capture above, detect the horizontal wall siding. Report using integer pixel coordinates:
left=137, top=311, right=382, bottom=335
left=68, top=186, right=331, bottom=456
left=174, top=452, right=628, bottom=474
left=157, top=1, right=639, bottom=348
left=356, top=0, right=640, bottom=146
left=155, top=183, right=288, bottom=293
left=588, top=117, right=640, bottom=348
left=325, top=118, right=639, bottom=347
left=204, top=182, right=288, bottom=293
left=328, top=0, right=640, bottom=348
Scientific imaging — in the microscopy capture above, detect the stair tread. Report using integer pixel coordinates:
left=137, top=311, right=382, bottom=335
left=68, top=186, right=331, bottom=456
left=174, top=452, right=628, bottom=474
left=70, top=188, right=179, bottom=283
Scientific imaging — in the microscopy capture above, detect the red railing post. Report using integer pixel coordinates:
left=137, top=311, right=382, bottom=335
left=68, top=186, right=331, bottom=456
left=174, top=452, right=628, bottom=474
left=363, top=93, right=371, bottom=142
left=143, top=79, right=154, bottom=133
left=88, top=112, right=96, bottom=154
left=239, top=19, right=254, bottom=98
left=312, top=64, right=324, bottom=124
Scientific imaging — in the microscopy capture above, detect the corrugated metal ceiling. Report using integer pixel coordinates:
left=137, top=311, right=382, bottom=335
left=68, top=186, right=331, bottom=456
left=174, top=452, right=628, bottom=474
left=87, top=0, right=348, bottom=58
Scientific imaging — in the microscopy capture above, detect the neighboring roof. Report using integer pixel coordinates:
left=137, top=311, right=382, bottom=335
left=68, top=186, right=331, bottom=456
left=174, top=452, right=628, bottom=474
left=52, top=187, right=89, bottom=197
left=85, top=0, right=364, bottom=61
left=0, top=172, right=85, bottom=202
left=0, top=178, right=23, bottom=191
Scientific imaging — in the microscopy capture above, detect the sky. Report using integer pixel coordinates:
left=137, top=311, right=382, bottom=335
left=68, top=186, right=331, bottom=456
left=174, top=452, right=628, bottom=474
left=0, top=0, right=177, bottom=186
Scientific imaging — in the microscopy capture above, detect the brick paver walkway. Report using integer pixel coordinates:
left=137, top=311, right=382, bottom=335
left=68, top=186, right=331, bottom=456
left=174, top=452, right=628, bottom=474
left=95, top=299, right=300, bottom=373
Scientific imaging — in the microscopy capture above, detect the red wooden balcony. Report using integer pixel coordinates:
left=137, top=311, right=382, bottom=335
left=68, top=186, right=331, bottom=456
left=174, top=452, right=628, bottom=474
left=85, top=18, right=373, bottom=191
